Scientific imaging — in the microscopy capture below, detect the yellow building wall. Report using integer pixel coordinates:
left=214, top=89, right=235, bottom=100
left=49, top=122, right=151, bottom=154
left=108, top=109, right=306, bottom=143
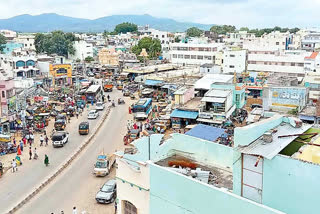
left=98, top=49, right=119, bottom=66
left=49, top=64, right=72, bottom=85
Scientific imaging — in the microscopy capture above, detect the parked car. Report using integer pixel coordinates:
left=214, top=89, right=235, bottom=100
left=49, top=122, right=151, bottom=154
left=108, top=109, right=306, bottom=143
left=95, top=179, right=117, bottom=204
left=95, top=102, right=105, bottom=111
left=87, top=72, right=94, bottom=77
left=88, top=110, right=99, bottom=119
left=52, top=131, right=69, bottom=147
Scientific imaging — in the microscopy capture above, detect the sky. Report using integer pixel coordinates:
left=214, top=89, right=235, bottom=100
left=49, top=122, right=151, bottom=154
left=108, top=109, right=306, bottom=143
left=0, top=0, right=319, bottom=28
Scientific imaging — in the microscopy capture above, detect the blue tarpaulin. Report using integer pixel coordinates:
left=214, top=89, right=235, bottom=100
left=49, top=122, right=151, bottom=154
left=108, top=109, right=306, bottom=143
left=170, top=109, right=199, bottom=119
left=144, top=79, right=163, bottom=86
left=186, top=124, right=227, bottom=141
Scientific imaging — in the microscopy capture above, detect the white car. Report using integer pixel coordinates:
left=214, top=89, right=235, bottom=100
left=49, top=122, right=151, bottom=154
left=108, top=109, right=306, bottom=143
left=52, top=131, right=69, bottom=147
left=88, top=110, right=99, bottom=119
left=96, top=102, right=105, bottom=111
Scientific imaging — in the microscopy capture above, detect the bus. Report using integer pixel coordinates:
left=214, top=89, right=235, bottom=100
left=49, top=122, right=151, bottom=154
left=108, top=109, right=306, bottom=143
left=86, top=85, right=102, bottom=103
left=132, top=98, right=153, bottom=120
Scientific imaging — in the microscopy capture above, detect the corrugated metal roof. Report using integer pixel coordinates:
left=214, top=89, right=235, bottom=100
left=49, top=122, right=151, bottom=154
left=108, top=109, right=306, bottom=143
left=201, top=97, right=226, bottom=103
left=237, top=123, right=312, bottom=159
left=170, top=109, right=199, bottom=119
left=186, top=124, right=227, bottom=141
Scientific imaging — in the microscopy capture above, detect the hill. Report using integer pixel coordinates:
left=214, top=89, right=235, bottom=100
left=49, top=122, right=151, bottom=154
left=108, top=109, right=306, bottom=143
left=0, top=13, right=213, bottom=32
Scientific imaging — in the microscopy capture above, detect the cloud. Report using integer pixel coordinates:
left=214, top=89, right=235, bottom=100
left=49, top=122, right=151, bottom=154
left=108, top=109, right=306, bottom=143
left=0, top=0, right=319, bottom=28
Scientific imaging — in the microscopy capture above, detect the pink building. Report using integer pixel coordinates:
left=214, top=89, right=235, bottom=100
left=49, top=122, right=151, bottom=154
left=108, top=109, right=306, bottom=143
left=0, top=79, right=16, bottom=117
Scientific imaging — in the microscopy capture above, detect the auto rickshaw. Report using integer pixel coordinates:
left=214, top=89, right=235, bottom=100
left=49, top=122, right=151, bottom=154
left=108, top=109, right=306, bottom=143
left=123, top=90, right=130, bottom=96
left=130, top=94, right=135, bottom=100
left=79, top=121, right=89, bottom=135
left=54, top=119, right=66, bottom=131
left=55, top=114, right=67, bottom=121
left=117, top=84, right=123, bottom=90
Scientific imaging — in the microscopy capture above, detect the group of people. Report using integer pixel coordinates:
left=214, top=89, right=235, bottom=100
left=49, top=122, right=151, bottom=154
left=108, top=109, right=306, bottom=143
left=51, top=206, right=87, bottom=214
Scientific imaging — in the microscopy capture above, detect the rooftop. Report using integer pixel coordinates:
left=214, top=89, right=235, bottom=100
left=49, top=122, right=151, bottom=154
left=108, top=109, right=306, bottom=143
left=238, top=122, right=312, bottom=159
left=204, top=89, right=231, bottom=98
left=156, top=154, right=233, bottom=190
left=194, top=74, right=233, bottom=90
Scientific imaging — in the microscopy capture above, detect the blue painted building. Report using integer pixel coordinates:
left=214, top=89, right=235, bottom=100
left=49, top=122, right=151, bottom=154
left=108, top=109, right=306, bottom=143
left=2, top=42, right=23, bottom=55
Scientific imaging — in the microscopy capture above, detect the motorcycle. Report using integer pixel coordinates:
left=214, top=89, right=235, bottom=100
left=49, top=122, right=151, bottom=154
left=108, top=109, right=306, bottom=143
left=118, top=98, right=125, bottom=105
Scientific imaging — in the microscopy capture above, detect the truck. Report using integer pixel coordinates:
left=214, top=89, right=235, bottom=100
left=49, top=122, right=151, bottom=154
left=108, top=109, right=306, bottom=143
left=93, top=154, right=116, bottom=177
left=103, top=79, right=113, bottom=92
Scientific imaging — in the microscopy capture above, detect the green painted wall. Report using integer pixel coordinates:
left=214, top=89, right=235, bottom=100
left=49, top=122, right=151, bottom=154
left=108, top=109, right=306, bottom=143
left=211, top=83, right=246, bottom=109
left=149, top=163, right=284, bottom=214
left=263, top=155, right=320, bottom=214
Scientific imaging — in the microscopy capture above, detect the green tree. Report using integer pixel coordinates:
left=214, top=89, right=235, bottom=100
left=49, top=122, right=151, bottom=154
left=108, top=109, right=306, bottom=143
left=210, top=25, right=236, bottom=35
left=114, top=22, right=138, bottom=34
left=84, top=56, right=94, bottom=63
left=186, top=27, right=203, bottom=37
left=34, top=31, right=77, bottom=57
left=174, top=36, right=181, bottom=43
left=239, top=27, right=249, bottom=32
left=289, top=27, right=300, bottom=34
left=0, top=34, right=7, bottom=53
left=131, top=37, right=161, bottom=59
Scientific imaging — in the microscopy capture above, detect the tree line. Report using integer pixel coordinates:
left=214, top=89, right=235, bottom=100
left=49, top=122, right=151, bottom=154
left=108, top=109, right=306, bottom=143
left=185, top=25, right=300, bottom=38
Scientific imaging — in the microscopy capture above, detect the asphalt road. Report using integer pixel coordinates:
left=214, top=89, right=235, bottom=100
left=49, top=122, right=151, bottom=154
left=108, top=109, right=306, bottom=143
left=17, top=89, right=128, bottom=214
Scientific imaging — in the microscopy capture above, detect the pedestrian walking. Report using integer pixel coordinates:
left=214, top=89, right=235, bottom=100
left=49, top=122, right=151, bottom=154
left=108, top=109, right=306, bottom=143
left=17, top=145, right=22, bottom=155
left=45, top=135, right=49, bottom=146
left=76, top=111, right=79, bottom=119
left=34, top=148, right=38, bottom=160
left=20, top=140, right=24, bottom=152
left=12, top=159, right=17, bottom=173
left=29, top=147, right=32, bottom=160
left=72, top=207, right=77, bottom=214
left=23, top=137, right=27, bottom=146
left=30, top=133, right=34, bottom=145
left=40, top=135, right=44, bottom=146
left=13, top=138, right=16, bottom=147
left=115, top=201, right=117, bottom=213
left=44, top=154, right=49, bottom=166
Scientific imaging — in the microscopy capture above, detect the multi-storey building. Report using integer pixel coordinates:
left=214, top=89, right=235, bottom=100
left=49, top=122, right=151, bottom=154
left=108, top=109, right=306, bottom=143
left=246, top=48, right=309, bottom=76
left=13, top=34, right=35, bottom=51
left=222, top=49, right=247, bottom=74
left=70, top=40, right=94, bottom=61
left=169, top=43, right=224, bottom=65
left=0, top=79, right=16, bottom=117
left=224, top=31, right=256, bottom=46
left=0, top=55, right=39, bottom=78
left=0, top=29, right=17, bottom=40
left=301, top=30, right=320, bottom=51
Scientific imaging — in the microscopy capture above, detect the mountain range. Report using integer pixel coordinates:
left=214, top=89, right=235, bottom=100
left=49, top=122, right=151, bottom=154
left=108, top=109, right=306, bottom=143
left=0, top=13, right=213, bottom=33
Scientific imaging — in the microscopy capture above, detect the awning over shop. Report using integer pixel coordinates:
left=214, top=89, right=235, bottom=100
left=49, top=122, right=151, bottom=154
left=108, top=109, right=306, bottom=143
left=144, top=79, right=163, bottom=86
left=170, top=109, right=199, bottom=119
left=196, top=118, right=224, bottom=124
left=201, top=97, right=226, bottom=103
left=186, top=124, right=227, bottom=141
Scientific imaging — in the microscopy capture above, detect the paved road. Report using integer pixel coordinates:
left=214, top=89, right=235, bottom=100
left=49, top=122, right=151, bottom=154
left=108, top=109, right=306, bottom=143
left=17, top=90, right=129, bottom=214
left=0, top=89, right=122, bottom=214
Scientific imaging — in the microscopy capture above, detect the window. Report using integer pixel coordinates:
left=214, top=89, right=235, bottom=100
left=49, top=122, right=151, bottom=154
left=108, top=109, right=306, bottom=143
left=229, top=65, right=235, bottom=68
left=204, top=56, right=212, bottom=60
left=191, top=55, right=197, bottom=59
left=178, top=54, right=183, bottom=59
left=184, top=55, right=190, bottom=59
left=197, top=55, right=203, bottom=60
left=230, top=54, right=235, bottom=57
left=276, top=42, right=279, bottom=45
left=2, top=91, right=5, bottom=98
left=291, top=63, right=295, bottom=66
left=172, top=54, right=177, bottom=58
left=162, top=35, right=165, bottom=38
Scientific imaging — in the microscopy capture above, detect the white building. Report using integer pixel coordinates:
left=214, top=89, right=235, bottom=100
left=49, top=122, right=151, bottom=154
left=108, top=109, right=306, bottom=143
left=224, top=31, right=256, bottom=46
left=70, top=40, right=93, bottom=61
left=200, top=63, right=222, bottom=74
left=302, top=32, right=320, bottom=51
left=247, top=48, right=309, bottom=76
left=0, top=29, right=17, bottom=40
left=13, top=34, right=35, bottom=51
left=222, top=49, right=247, bottom=74
left=0, top=54, right=39, bottom=78
left=169, top=43, right=224, bottom=65
left=243, top=31, right=292, bottom=52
